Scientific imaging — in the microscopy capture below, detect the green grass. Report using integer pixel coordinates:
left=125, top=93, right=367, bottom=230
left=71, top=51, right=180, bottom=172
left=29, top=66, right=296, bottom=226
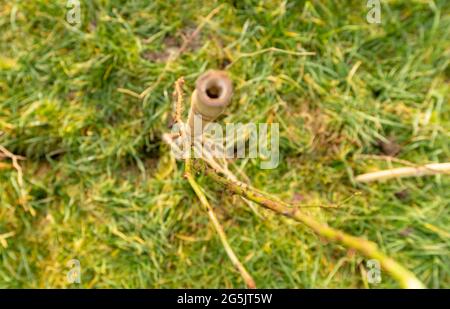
left=0, top=0, right=449, bottom=288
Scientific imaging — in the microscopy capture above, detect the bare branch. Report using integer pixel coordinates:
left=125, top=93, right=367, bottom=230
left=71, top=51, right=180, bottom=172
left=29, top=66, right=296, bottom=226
left=202, top=165, right=425, bottom=289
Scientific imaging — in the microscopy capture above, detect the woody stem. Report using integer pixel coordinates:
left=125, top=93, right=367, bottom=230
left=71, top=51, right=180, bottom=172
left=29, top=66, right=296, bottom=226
left=202, top=165, right=425, bottom=289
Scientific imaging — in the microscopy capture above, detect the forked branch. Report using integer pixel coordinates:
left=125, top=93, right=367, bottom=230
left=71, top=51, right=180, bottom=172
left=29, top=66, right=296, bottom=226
left=201, top=164, right=425, bottom=289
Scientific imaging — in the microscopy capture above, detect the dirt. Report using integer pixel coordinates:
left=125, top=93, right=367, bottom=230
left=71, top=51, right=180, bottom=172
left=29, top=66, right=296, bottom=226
left=377, top=137, right=402, bottom=156
left=142, top=26, right=203, bottom=63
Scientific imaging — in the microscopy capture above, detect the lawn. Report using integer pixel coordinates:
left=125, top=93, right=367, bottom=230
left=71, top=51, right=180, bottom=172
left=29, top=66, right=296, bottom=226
left=0, top=0, right=449, bottom=288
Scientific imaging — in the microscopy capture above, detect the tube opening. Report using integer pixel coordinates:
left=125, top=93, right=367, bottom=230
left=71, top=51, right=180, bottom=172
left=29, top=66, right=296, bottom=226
left=205, top=80, right=223, bottom=99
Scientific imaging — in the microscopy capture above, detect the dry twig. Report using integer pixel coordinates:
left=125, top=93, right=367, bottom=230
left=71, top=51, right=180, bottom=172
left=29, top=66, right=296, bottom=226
left=355, top=162, right=450, bottom=183
left=172, top=77, right=185, bottom=124
left=184, top=158, right=256, bottom=288
left=0, top=145, right=34, bottom=215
